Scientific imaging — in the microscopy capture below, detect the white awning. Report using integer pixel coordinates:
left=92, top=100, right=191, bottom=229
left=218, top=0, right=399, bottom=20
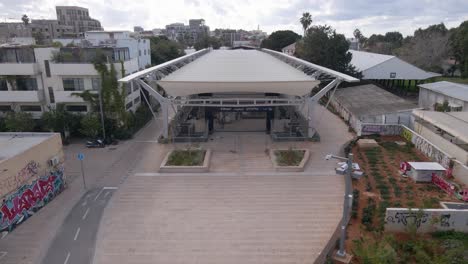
left=157, top=50, right=320, bottom=97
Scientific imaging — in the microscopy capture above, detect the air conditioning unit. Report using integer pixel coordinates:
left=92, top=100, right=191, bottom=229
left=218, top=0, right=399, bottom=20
left=48, top=156, right=60, bottom=167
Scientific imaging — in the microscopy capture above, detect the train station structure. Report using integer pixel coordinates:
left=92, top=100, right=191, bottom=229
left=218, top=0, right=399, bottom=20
left=120, top=48, right=359, bottom=142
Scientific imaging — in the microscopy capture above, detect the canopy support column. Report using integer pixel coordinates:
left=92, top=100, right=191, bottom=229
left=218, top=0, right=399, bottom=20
left=136, top=79, right=171, bottom=139
left=307, top=79, right=342, bottom=138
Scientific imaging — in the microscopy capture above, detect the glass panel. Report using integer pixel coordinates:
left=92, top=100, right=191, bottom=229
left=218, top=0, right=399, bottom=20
left=66, top=105, right=87, bottom=112
left=20, top=105, right=42, bottom=111
left=63, top=78, right=84, bottom=91
left=91, top=78, right=101, bottom=90
left=0, top=79, right=8, bottom=91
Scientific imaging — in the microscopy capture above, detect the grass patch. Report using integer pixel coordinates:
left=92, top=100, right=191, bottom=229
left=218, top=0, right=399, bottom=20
left=274, top=149, right=305, bottom=166
left=166, top=149, right=206, bottom=166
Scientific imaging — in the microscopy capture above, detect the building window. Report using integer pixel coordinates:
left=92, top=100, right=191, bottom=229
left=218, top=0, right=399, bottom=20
left=44, top=60, right=51, bottom=77
left=144, top=49, right=146, bottom=55
left=0, top=105, right=12, bottom=112
left=0, top=79, right=8, bottom=91
left=139, top=50, right=141, bottom=56
left=390, top=72, right=397, bottom=78
left=20, top=105, right=42, bottom=112
left=125, top=83, right=132, bottom=95
left=134, top=96, right=140, bottom=104
left=16, top=77, right=38, bottom=91
left=132, top=83, right=139, bottom=92
left=91, top=78, right=101, bottom=90
left=126, top=101, right=133, bottom=110
left=48, top=87, right=55, bottom=104
left=63, top=78, right=84, bottom=91
left=66, top=105, right=87, bottom=112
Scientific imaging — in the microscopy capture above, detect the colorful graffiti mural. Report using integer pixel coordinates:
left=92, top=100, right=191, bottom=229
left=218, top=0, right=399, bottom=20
left=401, top=126, right=451, bottom=168
left=0, top=168, right=65, bottom=232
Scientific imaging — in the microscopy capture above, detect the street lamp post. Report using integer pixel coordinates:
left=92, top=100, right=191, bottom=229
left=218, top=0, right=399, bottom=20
left=326, top=153, right=354, bottom=259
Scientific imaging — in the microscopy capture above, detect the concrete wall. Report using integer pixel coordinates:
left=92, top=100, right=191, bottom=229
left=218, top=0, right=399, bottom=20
left=385, top=208, right=468, bottom=233
left=0, top=133, right=64, bottom=198
left=413, top=121, right=468, bottom=165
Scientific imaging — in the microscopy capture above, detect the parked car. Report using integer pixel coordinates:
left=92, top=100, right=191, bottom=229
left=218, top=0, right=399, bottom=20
left=86, top=139, right=105, bottom=148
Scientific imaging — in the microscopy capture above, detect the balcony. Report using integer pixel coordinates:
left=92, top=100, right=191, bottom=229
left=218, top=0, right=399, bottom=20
left=0, top=63, right=39, bottom=75
left=50, top=63, right=99, bottom=76
left=54, top=90, right=97, bottom=103
left=0, top=90, right=44, bottom=103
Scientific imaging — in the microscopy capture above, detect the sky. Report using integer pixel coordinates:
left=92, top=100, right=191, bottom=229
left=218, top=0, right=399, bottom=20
left=0, top=0, right=467, bottom=37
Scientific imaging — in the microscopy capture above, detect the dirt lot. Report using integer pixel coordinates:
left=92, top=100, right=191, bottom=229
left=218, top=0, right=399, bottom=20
left=345, top=135, right=465, bottom=263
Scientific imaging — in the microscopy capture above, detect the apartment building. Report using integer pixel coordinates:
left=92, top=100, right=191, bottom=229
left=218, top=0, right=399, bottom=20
left=56, top=6, right=102, bottom=33
left=0, top=45, right=141, bottom=118
left=165, top=19, right=209, bottom=46
left=84, top=31, right=151, bottom=69
left=0, top=6, right=103, bottom=44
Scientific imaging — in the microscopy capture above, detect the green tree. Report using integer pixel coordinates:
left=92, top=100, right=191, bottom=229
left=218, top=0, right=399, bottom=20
left=260, top=30, right=301, bottom=51
left=396, top=23, right=451, bottom=73
left=295, top=25, right=358, bottom=75
left=300, top=12, right=313, bottom=36
left=41, top=104, right=83, bottom=139
left=149, top=36, right=185, bottom=65
left=4, top=112, right=35, bottom=132
left=21, top=14, right=29, bottom=26
left=79, top=114, right=101, bottom=138
left=450, top=20, right=468, bottom=77
left=194, top=36, right=222, bottom=50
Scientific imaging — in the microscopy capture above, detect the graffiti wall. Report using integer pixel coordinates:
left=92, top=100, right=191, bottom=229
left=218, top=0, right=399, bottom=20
left=401, top=126, right=451, bottom=168
left=360, top=124, right=402, bottom=136
left=385, top=208, right=468, bottom=233
left=0, top=167, right=65, bottom=232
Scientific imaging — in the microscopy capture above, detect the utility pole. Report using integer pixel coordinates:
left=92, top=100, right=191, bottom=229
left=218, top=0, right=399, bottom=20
left=98, top=87, right=106, bottom=140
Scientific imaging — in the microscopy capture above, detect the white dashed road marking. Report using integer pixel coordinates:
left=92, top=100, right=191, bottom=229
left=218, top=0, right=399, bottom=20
left=82, top=208, right=90, bottom=220
left=94, top=188, right=105, bottom=201
left=104, top=191, right=110, bottom=198
left=73, top=227, right=81, bottom=241
left=0, top=251, right=7, bottom=259
left=63, top=252, right=71, bottom=264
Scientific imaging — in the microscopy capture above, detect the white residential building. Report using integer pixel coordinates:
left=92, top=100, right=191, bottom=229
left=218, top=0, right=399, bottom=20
left=0, top=46, right=141, bottom=118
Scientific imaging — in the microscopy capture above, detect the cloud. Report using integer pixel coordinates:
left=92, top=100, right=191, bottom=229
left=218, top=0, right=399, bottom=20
left=0, top=0, right=467, bottom=37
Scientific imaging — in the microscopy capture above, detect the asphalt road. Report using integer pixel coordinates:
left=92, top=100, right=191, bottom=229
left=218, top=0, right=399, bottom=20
left=41, top=187, right=116, bottom=264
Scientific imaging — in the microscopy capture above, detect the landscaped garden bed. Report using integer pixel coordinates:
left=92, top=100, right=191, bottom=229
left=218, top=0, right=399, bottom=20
left=344, top=135, right=467, bottom=263
left=269, top=148, right=310, bottom=172
left=159, top=148, right=211, bottom=173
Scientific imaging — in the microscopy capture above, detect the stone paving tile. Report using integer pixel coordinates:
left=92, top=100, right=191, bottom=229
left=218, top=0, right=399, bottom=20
left=94, top=174, right=344, bottom=264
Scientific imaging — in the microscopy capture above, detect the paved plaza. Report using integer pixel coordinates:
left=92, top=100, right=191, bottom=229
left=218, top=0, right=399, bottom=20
left=93, top=105, right=353, bottom=264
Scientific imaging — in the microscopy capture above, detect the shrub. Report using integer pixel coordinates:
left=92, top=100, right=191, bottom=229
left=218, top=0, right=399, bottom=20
left=166, top=149, right=206, bottom=166
left=275, top=148, right=305, bottom=166
left=4, top=112, right=35, bottom=132
left=79, top=113, right=101, bottom=138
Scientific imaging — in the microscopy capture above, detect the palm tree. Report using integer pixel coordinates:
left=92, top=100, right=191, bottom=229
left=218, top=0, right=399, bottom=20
left=300, top=12, right=312, bottom=36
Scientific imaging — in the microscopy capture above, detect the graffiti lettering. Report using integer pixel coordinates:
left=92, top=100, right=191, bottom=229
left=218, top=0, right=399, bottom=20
left=386, top=211, right=429, bottom=228
left=15, top=161, right=40, bottom=186
left=361, top=124, right=402, bottom=136
left=440, top=214, right=451, bottom=227
left=401, top=127, right=451, bottom=168
left=0, top=169, right=64, bottom=232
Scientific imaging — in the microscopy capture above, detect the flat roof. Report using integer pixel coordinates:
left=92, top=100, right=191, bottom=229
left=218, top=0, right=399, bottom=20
left=419, top=81, right=468, bottom=102
left=413, top=110, right=468, bottom=144
left=157, top=49, right=320, bottom=97
left=0, top=133, right=55, bottom=162
left=334, top=84, right=417, bottom=117
left=408, top=162, right=446, bottom=171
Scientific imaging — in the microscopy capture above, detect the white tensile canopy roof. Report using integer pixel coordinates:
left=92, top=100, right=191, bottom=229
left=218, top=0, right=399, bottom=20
left=157, top=50, right=320, bottom=97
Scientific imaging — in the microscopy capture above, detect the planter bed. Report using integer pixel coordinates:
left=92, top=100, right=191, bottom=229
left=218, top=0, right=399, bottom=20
left=160, top=149, right=211, bottom=173
left=269, top=149, right=310, bottom=172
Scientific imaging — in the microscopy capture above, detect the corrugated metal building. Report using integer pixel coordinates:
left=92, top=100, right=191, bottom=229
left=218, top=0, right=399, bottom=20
left=418, top=81, right=468, bottom=111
